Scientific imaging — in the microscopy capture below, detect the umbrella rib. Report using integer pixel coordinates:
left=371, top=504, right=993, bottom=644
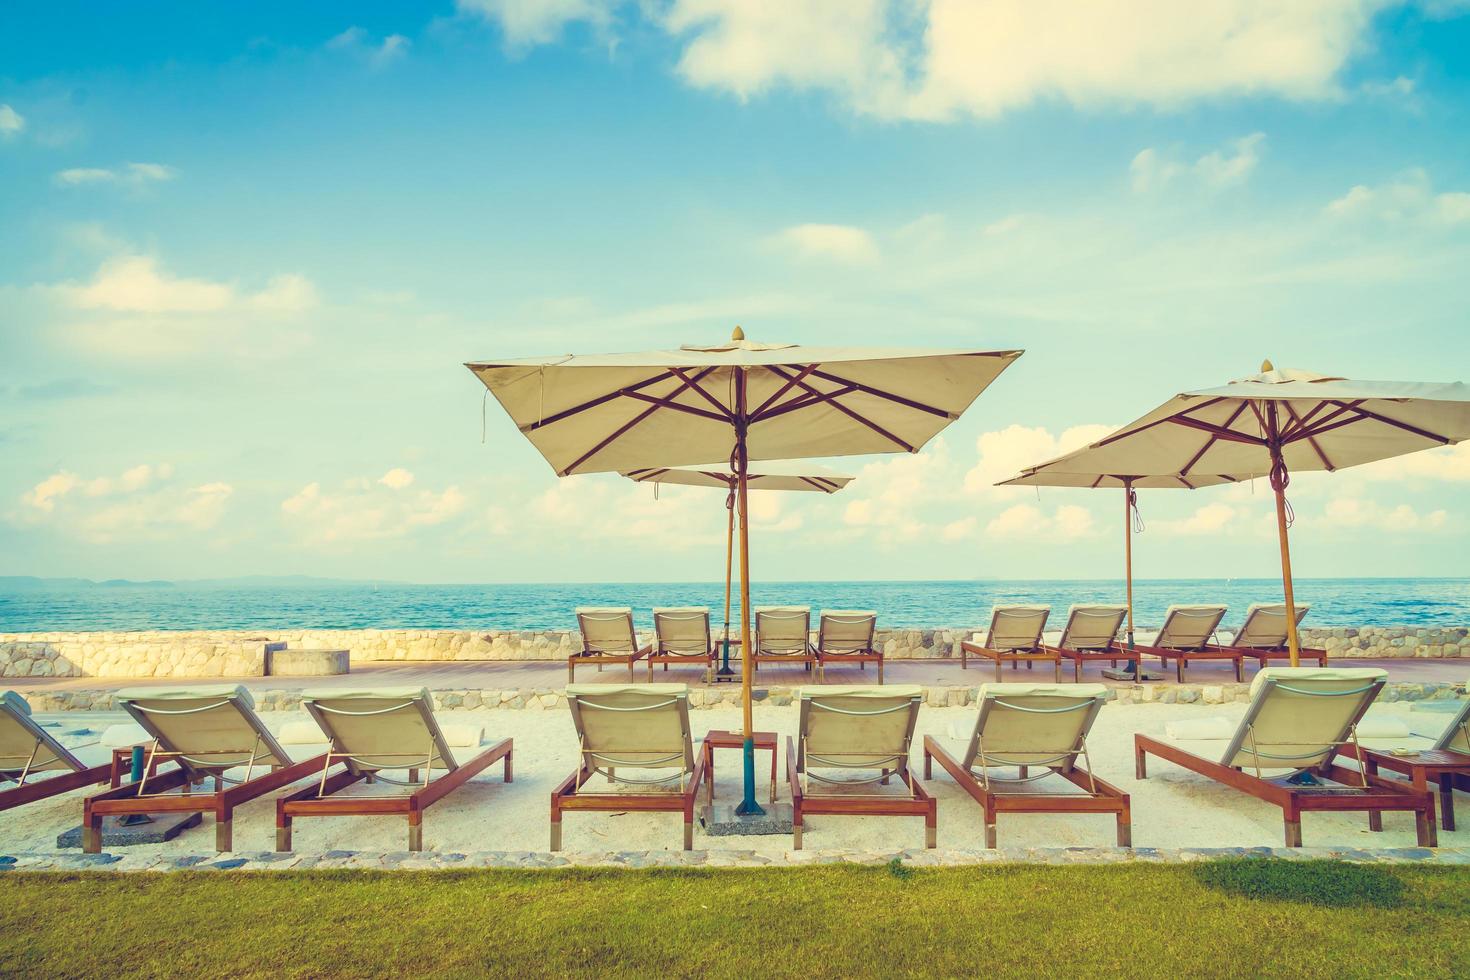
left=799, top=477, right=831, bottom=493
left=1282, top=402, right=1335, bottom=471
left=750, top=364, right=818, bottom=420
left=1180, top=402, right=1249, bottom=476
left=1279, top=400, right=1331, bottom=441
left=1283, top=400, right=1360, bottom=442
left=558, top=367, right=719, bottom=475
left=754, top=385, right=859, bottom=422
left=1177, top=475, right=1196, bottom=489
left=762, top=365, right=916, bottom=452
left=1165, top=415, right=1264, bottom=445
left=524, top=370, right=679, bottom=432
left=1095, top=397, right=1227, bottom=447
left=667, top=367, right=736, bottom=421
left=1325, top=401, right=1452, bottom=445
left=804, top=367, right=954, bottom=419
left=623, top=389, right=729, bottom=423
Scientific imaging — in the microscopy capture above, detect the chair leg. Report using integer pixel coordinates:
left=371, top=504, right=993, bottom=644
left=1441, top=775, right=1456, bottom=832
left=984, top=821, right=998, bottom=849
left=215, top=813, right=233, bottom=852
left=408, top=814, right=423, bottom=852
left=995, top=659, right=1002, bottom=682
left=568, top=660, right=575, bottom=684
left=1368, top=810, right=1383, bottom=832
left=1283, top=818, right=1303, bottom=848
left=1176, top=658, right=1185, bottom=683
left=276, top=819, right=292, bottom=852
left=1117, top=813, right=1132, bottom=847
left=1417, top=807, right=1438, bottom=847
left=683, top=818, right=694, bottom=851
left=82, top=811, right=103, bottom=854
left=877, top=659, right=883, bottom=684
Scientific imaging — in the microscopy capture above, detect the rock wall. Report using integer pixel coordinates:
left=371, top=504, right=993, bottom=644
left=1, top=625, right=1466, bottom=679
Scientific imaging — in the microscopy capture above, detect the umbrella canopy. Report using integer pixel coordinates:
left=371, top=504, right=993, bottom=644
left=1002, top=362, right=1470, bottom=664
left=1007, top=366, right=1470, bottom=486
left=623, top=460, right=854, bottom=494
left=467, top=333, right=1022, bottom=476
left=470, top=328, right=1022, bottom=816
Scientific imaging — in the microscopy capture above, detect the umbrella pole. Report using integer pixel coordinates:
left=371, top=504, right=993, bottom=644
left=734, top=370, right=764, bottom=816
left=718, top=494, right=735, bottom=677
left=1125, top=482, right=1138, bottom=682
left=1265, top=404, right=1303, bottom=667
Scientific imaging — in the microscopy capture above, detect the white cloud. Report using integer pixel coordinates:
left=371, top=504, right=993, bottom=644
left=842, top=442, right=954, bottom=542
left=1132, top=133, right=1265, bottom=193
left=22, top=472, right=80, bottom=512
left=280, top=477, right=468, bottom=543
left=327, top=26, right=411, bottom=66
left=1316, top=497, right=1448, bottom=532
left=1325, top=168, right=1470, bottom=225
left=64, top=255, right=236, bottom=314
left=963, top=423, right=1116, bottom=496
left=14, top=464, right=231, bottom=543
left=1354, top=442, right=1470, bottom=482
left=379, top=468, right=416, bottom=490
left=54, top=162, right=178, bottom=188
left=662, top=1, right=1396, bottom=120
left=1153, top=502, right=1237, bottom=536
left=0, top=104, right=22, bottom=138
left=984, top=502, right=1096, bottom=540
left=249, top=274, right=319, bottom=313
left=774, top=223, right=879, bottom=265
left=458, top=0, right=619, bottom=47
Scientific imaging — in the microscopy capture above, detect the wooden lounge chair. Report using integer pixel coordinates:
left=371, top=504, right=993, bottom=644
left=1354, top=691, right=1470, bottom=833
left=0, top=691, right=117, bottom=813
left=960, top=606, right=1058, bottom=680
left=788, top=685, right=935, bottom=849
left=753, top=606, right=814, bottom=674
left=1130, top=604, right=1237, bottom=682
left=1039, top=606, right=1128, bottom=682
left=649, top=607, right=715, bottom=683
left=813, top=610, right=882, bottom=683
left=1134, top=667, right=1436, bottom=847
left=923, top=682, right=1130, bottom=847
left=571, top=607, right=650, bottom=683
left=1215, top=603, right=1327, bottom=671
left=82, top=685, right=327, bottom=853
left=552, top=683, right=707, bottom=851
left=277, top=688, right=513, bottom=851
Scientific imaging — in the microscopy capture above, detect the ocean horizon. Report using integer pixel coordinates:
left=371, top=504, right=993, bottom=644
left=2, top=577, right=1466, bottom=632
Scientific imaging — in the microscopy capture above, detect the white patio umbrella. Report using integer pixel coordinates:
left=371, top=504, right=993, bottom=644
left=622, top=461, right=855, bottom=678
left=1001, top=362, right=1470, bottom=664
left=996, top=471, right=1234, bottom=679
left=468, top=328, right=1022, bottom=814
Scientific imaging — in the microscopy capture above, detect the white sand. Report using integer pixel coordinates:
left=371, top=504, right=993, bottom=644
left=1, top=702, right=1463, bottom=856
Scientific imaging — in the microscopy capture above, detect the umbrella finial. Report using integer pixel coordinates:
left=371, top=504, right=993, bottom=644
left=731, top=325, right=745, bottom=341
left=1261, top=358, right=1274, bottom=373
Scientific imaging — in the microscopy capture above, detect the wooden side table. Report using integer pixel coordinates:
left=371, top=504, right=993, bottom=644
left=702, top=730, right=779, bottom=805
left=1362, top=748, right=1468, bottom=833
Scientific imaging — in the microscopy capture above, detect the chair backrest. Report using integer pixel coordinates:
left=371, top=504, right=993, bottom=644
left=566, top=684, right=694, bottom=773
left=1434, top=692, right=1470, bottom=754
left=964, top=683, right=1108, bottom=772
left=756, top=607, right=811, bottom=655
left=1229, top=603, right=1310, bottom=649
left=1221, top=667, right=1387, bottom=773
left=116, top=685, right=292, bottom=778
left=652, top=607, right=712, bottom=656
left=0, top=690, right=84, bottom=778
left=798, top=685, right=922, bottom=772
left=1152, top=605, right=1228, bottom=651
left=1056, top=606, right=1126, bottom=651
left=302, top=687, right=457, bottom=774
left=982, top=606, right=1050, bottom=651
left=576, top=607, right=639, bottom=655
left=817, top=610, right=878, bottom=653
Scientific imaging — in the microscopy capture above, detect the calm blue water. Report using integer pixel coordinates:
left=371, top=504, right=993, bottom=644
left=1, top=579, right=1466, bottom=631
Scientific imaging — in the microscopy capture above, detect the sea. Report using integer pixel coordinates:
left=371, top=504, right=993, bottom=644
left=1, top=578, right=1467, bottom=632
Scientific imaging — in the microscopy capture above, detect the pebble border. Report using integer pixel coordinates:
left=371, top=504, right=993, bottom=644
left=1, top=846, right=1467, bottom=873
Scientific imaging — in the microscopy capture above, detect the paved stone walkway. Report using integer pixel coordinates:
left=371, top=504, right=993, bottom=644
left=2, top=845, right=1466, bottom=873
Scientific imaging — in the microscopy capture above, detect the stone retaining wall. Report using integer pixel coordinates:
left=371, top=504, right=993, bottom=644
left=20, top=680, right=1466, bottom=713
left=2, top=625, right=1466, bottom=680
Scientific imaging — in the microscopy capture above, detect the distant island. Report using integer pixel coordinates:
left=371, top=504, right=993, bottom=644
left=0, top=575, right=402, bottom=593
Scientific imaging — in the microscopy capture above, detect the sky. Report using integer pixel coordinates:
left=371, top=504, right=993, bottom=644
left=2, top=0, right=1469, bottom=585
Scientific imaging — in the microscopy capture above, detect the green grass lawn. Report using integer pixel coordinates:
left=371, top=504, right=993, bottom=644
left=2, top=861, right=1466, bottom=978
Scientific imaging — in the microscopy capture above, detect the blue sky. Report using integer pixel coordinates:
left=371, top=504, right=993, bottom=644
left=2, top=0, right=1469, bottom=584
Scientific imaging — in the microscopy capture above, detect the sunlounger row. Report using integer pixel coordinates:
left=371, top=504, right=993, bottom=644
left=574, top=601, right=1327, bottom=686
left=3, top=668, right=1464, bottom=854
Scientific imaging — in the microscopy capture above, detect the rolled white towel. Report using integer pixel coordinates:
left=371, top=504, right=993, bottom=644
left=1164, top=717, right=1235, bottom=741
left=101, top=723, right=149, bottom=748
left=278, top=721, right=326, bottom=745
